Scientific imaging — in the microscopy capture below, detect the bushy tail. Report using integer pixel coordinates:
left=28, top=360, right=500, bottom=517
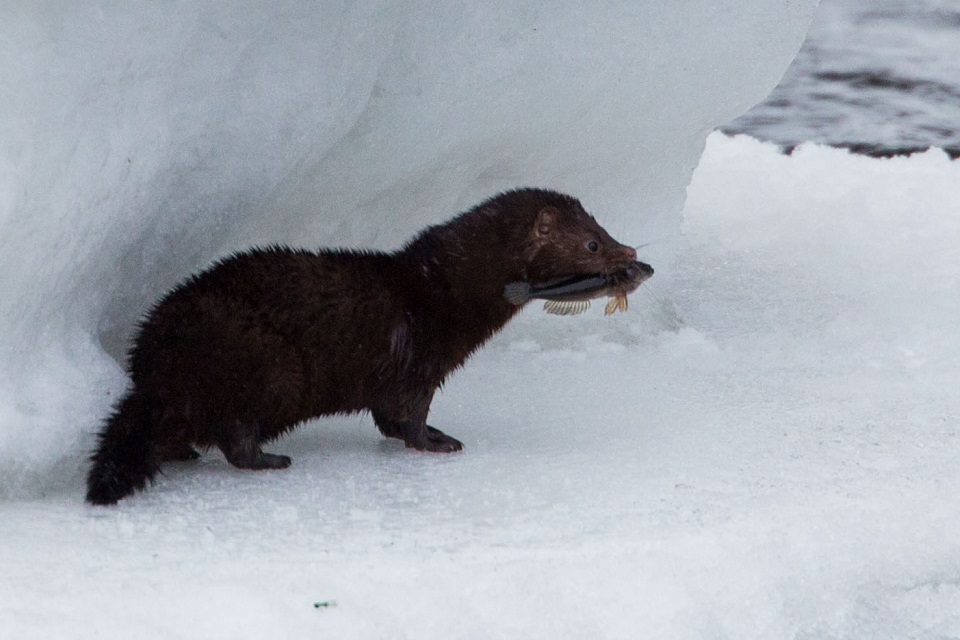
left=86, top=394, right=159, bottom=505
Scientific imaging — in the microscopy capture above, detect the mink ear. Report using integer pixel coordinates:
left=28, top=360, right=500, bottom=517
left=533, top=207, right=557, bottom=239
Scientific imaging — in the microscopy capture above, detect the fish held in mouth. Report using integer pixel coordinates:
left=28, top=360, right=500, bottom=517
left=503, top=260, right=654, bottom=316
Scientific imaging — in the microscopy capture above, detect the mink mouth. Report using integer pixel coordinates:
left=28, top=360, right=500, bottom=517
left=570, top=260, right=654, bottom=283
left=625, top=260, right=654, bottom=280
left=531, top=260, right=654, bottom=302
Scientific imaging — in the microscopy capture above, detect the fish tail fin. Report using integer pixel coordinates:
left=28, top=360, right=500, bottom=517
left=503, top=282, right=533, bottom=305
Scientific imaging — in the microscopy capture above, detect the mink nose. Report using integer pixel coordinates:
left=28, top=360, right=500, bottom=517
left=622, top=246, right=637, bottom=261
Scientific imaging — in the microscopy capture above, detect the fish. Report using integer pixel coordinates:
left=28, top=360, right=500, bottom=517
left=503, top=260, right=653, bottom=316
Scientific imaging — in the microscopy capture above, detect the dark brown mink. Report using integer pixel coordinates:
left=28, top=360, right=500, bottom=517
left=85, top=188, right=641, bottom=505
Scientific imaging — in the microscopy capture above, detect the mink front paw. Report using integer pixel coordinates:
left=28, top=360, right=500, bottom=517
left=407, top=426, right=463, bottom=453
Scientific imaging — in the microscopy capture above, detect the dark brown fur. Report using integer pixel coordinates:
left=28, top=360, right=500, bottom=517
left=86, top=188, right=638, bottom=504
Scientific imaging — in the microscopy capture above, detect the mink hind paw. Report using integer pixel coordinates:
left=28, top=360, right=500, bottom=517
left=256, top=453, right=293, bottom=469
left=223, top=449, right=292, bottom=470
left=407, top=426, right=463, bottom=453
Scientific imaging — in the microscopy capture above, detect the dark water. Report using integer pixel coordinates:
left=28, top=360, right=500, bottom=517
left=724, top=0, right=960, bottom=158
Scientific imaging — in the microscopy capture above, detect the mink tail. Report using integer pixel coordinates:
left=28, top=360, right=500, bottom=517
left=85, top=393, right=159, bottom=505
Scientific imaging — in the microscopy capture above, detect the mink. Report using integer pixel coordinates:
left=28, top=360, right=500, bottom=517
left=86, top=188, right=641, bottom=505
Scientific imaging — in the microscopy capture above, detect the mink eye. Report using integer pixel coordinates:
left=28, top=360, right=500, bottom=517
left=586, top=240, right=599, bottom=253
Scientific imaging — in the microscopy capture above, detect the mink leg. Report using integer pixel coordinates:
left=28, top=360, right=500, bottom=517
left=422, top=425, right=463, bottom=452
left=219, top=422, right=292, bottom=470
left=372, top=391, right=463, bottom=453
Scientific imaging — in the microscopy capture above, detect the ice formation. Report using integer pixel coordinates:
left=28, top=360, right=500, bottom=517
left=5, top=134, right=960, bottom=639
left=7, top=1, right=960, bottom=634
left=0, top=1, right=816, bottom=496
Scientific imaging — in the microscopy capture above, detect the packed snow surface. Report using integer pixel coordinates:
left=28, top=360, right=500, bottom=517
left=3, top=134, right=959, bottom=638
left=0, top=0, right=815, bottom=494
left=17, top=1, right=960, bottom=637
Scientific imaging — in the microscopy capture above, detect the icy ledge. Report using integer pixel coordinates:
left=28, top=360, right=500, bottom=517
left=3, top=134, right=959, bottom=638
left=0, top=2, right=816, bottom=496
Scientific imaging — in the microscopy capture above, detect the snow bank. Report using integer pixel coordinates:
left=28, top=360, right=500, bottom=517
left=3, top=134, right=959, bottom=638
left=684, top=134, right=960, bottom=345
left=0, top=1, right=816, bottom=497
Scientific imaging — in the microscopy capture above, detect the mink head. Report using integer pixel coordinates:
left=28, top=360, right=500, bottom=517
left=519, top=191, right=637, bottom=282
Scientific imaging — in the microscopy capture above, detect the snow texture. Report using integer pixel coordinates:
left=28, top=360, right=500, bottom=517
left=4, top=133, right=960, bottom=638
left=30, top=1, right=960, bottom=638
left=0, top=2, right=816, bottom=496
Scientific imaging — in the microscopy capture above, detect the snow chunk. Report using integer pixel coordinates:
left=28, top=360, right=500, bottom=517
left=0, top=2, right=815, bottom=496
left=3, top=125, right=960, bottom=640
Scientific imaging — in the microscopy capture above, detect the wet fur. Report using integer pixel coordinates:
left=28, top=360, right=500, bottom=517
left=86, top=188, right=638, bottom=505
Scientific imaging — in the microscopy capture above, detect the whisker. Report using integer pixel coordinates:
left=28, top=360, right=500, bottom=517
left=635, top=280, right=684, bottom=328
left=633, top=236, right=671, bottom=250
left=636, top=280, right=666, bottom=303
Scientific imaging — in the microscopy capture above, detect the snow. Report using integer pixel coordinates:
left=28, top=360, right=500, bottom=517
left=4, top=133, right=959, bottom=637
left=0, top=1, right=815, bottom=496
left=11, top=1, right=960, bottom=638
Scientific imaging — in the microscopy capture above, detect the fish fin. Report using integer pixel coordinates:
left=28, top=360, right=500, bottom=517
left=604, top=295, right=628, bottom=316
left=544, top=300, right=591, bottom=316
left=504, top=282, right=533, bottom=305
